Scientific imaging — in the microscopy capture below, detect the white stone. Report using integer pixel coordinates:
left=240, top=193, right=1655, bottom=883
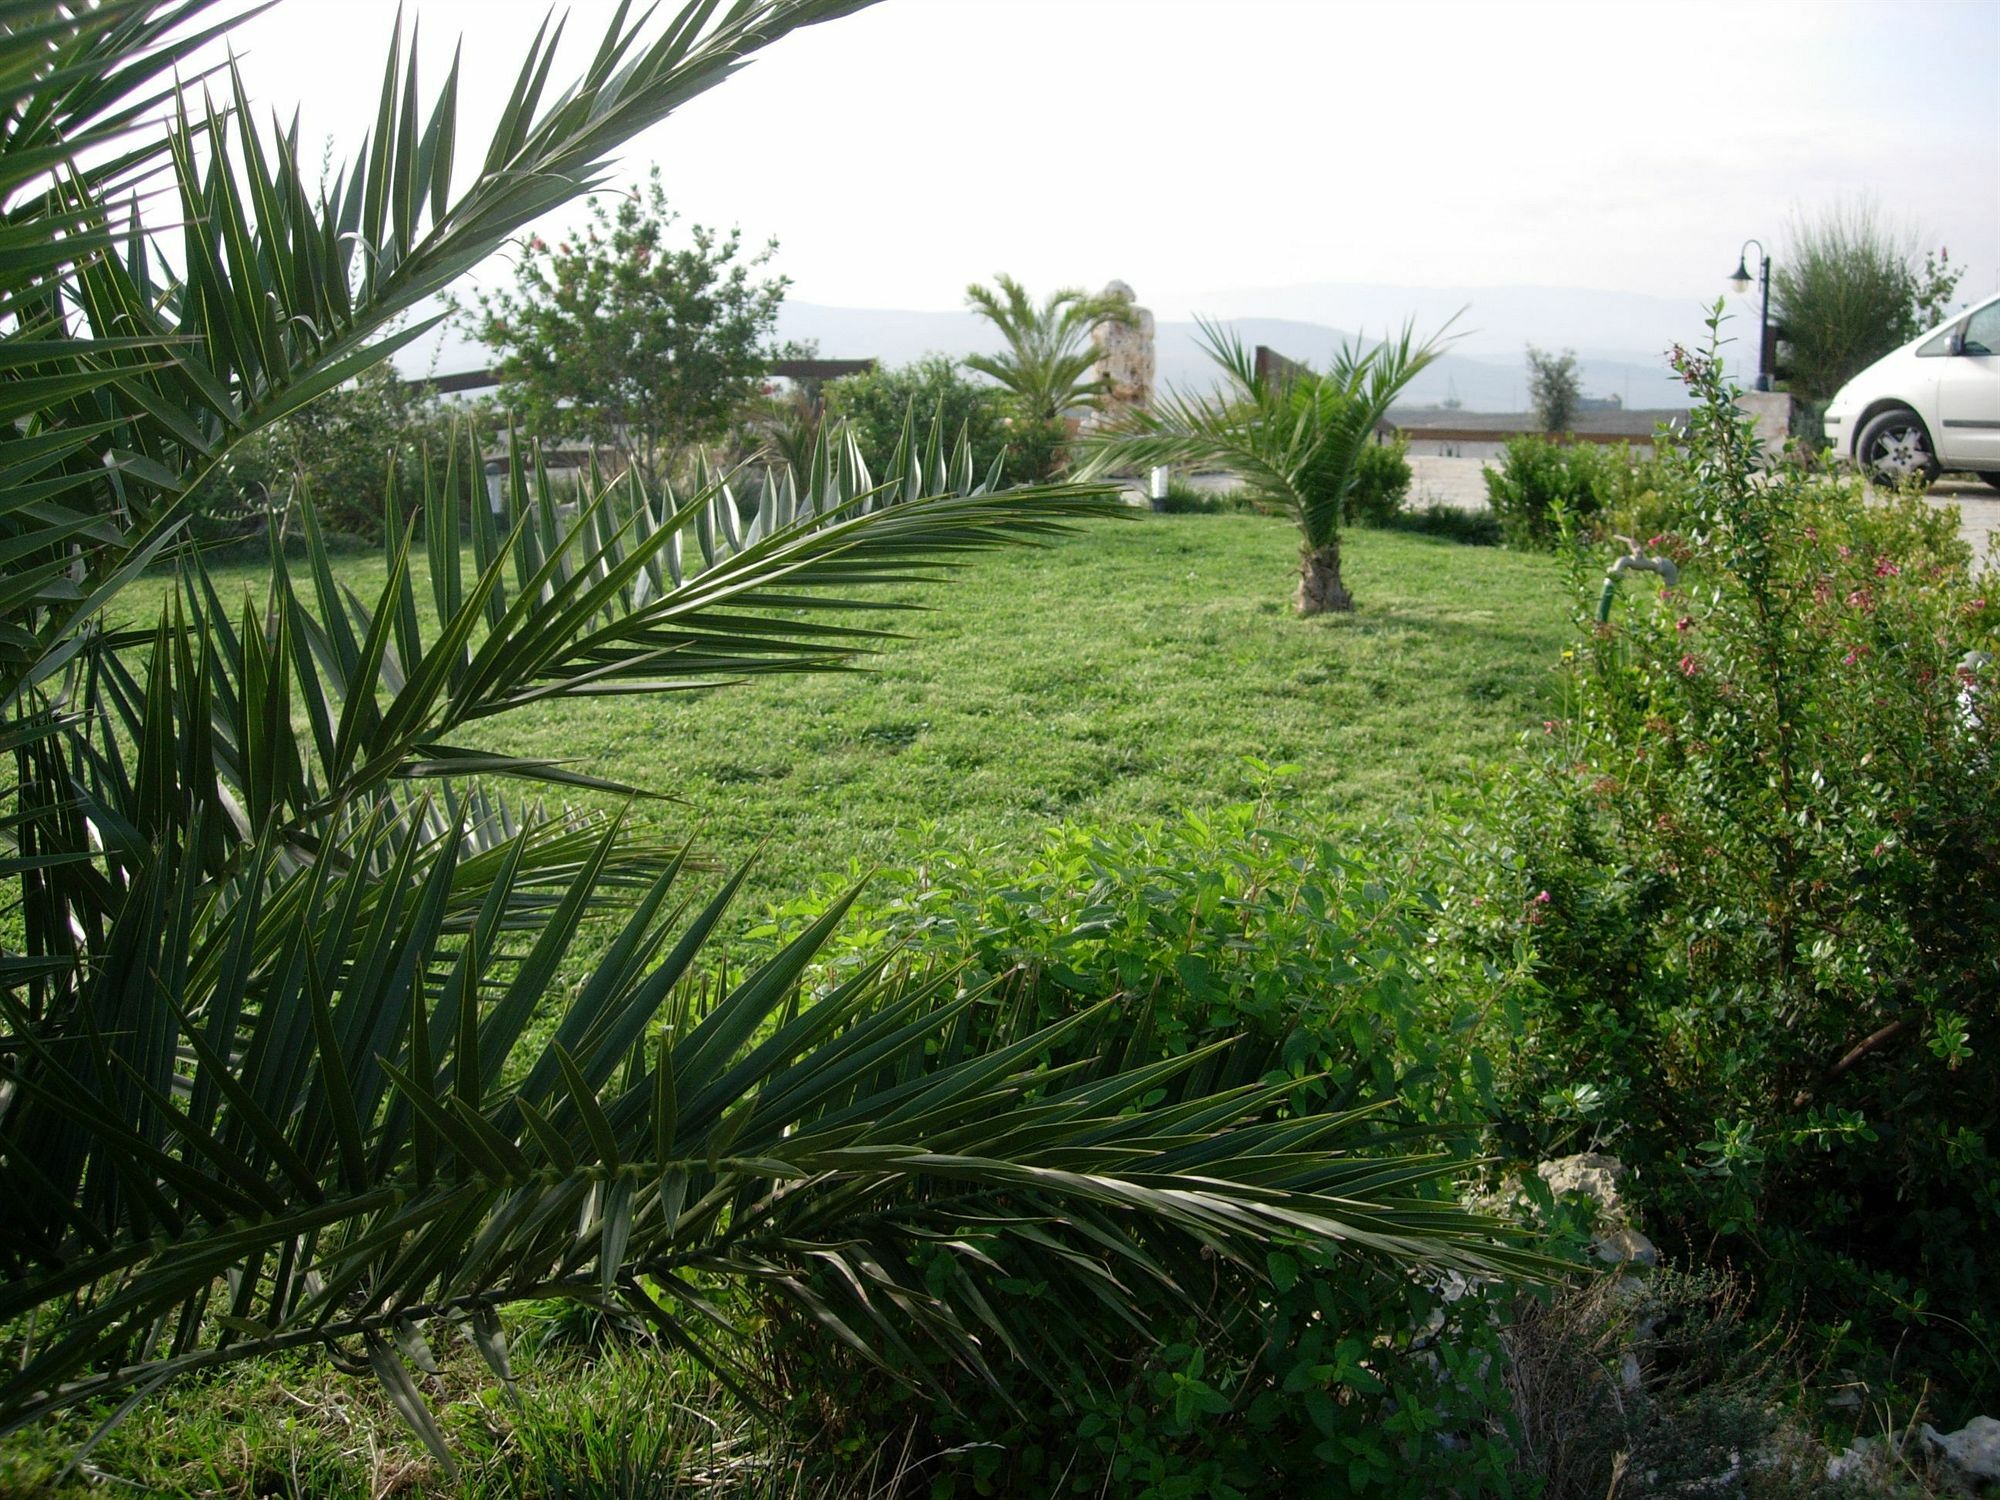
left=1921, top=1415, right=2000, bottom=1482
left=1536, top=1152, right=1630, bottom=1222
left=1825, top=1438, right=1872, bottom=1482
left=1592, top=1225, right=1658, bottom=1267
left=1087, top=280, right=1154, bottom=427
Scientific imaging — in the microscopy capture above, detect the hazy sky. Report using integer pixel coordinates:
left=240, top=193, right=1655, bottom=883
left=208, top=0, right=2000, bottom=325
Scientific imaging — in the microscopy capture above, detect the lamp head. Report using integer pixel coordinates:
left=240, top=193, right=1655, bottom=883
left=1727, top=256, right=1753, bottom=294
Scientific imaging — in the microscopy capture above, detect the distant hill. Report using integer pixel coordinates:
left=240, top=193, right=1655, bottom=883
left=400, top=289, right=1703, bottom=412
left=768, top=303, right=1691, bottom=412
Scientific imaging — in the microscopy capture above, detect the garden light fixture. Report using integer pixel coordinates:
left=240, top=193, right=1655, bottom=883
left=1727, top=238, right=1773, bottom=391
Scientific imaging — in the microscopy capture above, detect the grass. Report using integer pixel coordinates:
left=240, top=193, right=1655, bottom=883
left=13, top=512, right=1577, bottom=1494
left=136, top=513, right=1573, bottom=945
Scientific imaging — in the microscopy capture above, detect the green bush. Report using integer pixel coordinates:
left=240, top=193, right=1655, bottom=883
left=1481, top=436, right=1676, bottom=551
left=823, top=355, right=1007, bottom=480
left=1460, top=319, right=2000, bottom=1421
left=1481, top=435, right=1604, bottom=549
left=1384, top=500, right=1503, bottom=547
left=1348, top=432, right=1414, bottom=525
left=758, top=790, right=1539, bottom=1497
left=190, top=363, right=485, bottom=542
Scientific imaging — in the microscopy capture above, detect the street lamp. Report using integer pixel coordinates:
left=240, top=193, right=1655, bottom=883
left=1727, top=239, right=1772, bottom=392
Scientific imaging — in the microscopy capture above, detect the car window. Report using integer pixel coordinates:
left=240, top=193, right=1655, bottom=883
left=1918, top=325, right=1960, bottom=356
left=1963, top=304, right=2000, bottom=357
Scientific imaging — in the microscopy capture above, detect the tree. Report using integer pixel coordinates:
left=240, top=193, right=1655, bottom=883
left=1772, top=201, right=1966, bottom=403
left=470, top=167, right=788, bottom=492
left=965, top=274, right=1134, bottom=480
left=1080, top=319, right=1452, bottom=614
left=1526, top=345, right=1581, bottom=433
left=0, top=0, right=1538, bottom=1457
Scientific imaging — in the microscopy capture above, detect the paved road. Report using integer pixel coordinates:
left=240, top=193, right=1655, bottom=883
left=1409, top=456, right=1999, bottom=561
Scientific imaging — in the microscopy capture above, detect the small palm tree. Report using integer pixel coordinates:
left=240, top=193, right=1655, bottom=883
left=965, top=273, right=1133, bottom=478
left=1083, top=318, right=1453, bottom=614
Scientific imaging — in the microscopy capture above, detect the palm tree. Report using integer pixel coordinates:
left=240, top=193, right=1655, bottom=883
left=965, top=273, right=1133, bottom=478
left=1082, top=318, right=1454, bottom=614
left=0, top=1, right=1538, bottom=1462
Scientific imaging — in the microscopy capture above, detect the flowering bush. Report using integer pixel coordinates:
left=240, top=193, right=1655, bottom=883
left=1465, top=311, right=2000, bottom=1418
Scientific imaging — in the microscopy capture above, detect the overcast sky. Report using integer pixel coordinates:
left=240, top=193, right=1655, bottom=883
left=209, top=0, right=2000, bottom=327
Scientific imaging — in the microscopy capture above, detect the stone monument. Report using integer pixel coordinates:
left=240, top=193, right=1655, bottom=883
left=1084, top=280, right=1154, bottom=430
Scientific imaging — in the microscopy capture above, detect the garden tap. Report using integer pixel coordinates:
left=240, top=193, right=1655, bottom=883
left=1595, top=536, right=1680, bottom=622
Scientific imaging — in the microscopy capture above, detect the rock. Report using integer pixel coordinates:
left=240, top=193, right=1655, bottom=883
left=1592, top=1225, right=1658, bottom=1267
left=1537, top=1152, right=1630, bottom=1223
left=1826, top=1437, right=1873, bottom=1482
left=1083, top=280, right=1154, bottom=428
left=1921, top=1415, right=2000, bottom=1482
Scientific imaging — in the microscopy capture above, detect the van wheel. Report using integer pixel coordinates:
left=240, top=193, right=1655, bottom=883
left=1855, top=407, right=1940, bottom=488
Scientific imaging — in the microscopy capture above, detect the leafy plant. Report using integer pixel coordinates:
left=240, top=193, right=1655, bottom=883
left=1481, top=436, right=1672, bottom=552
left=1081, top=319, right=1452, bottom=613
left=821, top=355, right=1006, bottom=480
left=467, top=166, right=788, bottom=493
left=193, top=361, right=484, bottom=543
left=759, top=795, right=1546, bottom=1495
left=964, top=275, right=1135, bottom=481
left=0, top=0, right=1543, bottom=1468
left=1482, top=436, right=1605, bottom=550
left=1465, top=308, right=2000, bottom=1420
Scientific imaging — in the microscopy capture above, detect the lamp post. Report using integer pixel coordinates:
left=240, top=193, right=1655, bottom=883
left=1727, top=239, right=1773, bottom=392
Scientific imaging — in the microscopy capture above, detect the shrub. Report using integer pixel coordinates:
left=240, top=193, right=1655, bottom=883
left=823, top=355, right=1007, bottom=479
left=1461, top=314, right=2000, bottom=1421
left=1154, top=474, right=1255, bottom=513
left=1482, top=436, right=1677, bottom=552
left=190, top=364, right=485, bottom=542
left=1384, top=500, right=1503, bottom=547
left=759, top=791, right=1542, bottom=1497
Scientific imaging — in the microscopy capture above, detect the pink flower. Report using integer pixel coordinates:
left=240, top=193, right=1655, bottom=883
left=1803, top=526, right=1818, bottom=542
left=1533, top=890, right=1551, bottom=904
left=1680, top=654, right=1700, bottom=677
left=1838, top=545, right=1853, bottom=559
left=1874, top=558, right=1900, bottom=578
left=528, top=235, right=546, bottom=252
left=1676, top=615, right=1694, bottom=633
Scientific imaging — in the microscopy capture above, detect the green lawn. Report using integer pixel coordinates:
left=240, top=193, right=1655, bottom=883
left=171, top=513, right=1573, bottom=935
left=11, top=514, right=1577, bottom=1497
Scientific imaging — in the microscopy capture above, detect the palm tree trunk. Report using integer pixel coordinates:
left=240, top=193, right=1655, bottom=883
left=1295, top=539, right=1353, bottom=615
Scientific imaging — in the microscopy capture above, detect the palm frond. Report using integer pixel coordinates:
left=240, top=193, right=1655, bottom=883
left=1080, top=315, right=1458, bottom=547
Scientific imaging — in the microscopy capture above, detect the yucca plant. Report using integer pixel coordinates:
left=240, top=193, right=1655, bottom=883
left=1081, top=317, right=1453, bottom=614
left=0, top=0, right=1543, bottom=1469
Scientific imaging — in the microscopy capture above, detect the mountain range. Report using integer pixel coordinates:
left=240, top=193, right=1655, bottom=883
left=406, top=282, right=1734, bottom=412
